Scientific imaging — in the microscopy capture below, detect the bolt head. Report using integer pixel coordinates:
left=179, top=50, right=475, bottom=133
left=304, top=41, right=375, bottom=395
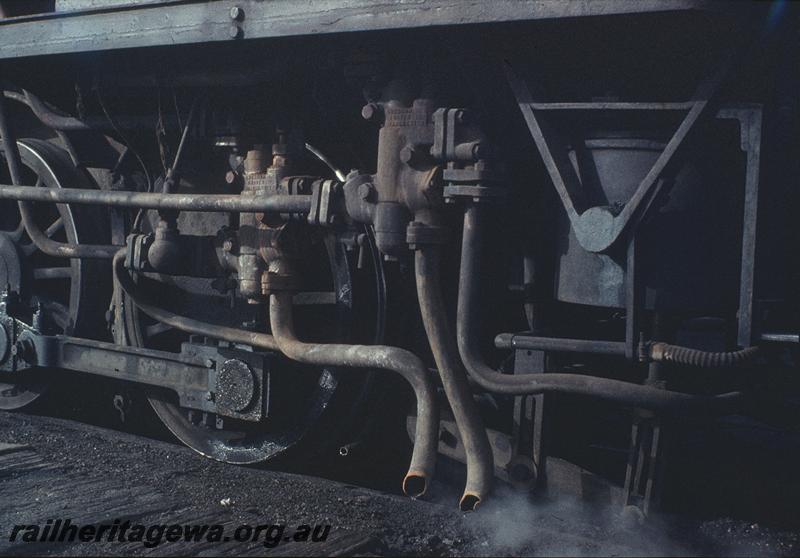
left=361, top=103, right=382, bottom=122
left=399, top=146, right=414, bottom=165
left=222, top=239, right=234, bottom=252
left=229, top=25, right=243, bottom=39
left=229, top=6, right=244, bottom=20
left=225, top=170, right=236, bottom=184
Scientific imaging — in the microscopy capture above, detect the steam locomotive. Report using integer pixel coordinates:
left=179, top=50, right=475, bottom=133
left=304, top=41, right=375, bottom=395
left=0, top=0, right=797, bottom=520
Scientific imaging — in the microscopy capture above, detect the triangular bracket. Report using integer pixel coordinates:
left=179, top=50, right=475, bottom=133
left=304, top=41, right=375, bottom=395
left=504, top=51, right=736, bottom=253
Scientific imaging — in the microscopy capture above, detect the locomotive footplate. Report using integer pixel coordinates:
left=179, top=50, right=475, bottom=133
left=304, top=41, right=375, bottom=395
left=0, top=314, right=270, bottom=422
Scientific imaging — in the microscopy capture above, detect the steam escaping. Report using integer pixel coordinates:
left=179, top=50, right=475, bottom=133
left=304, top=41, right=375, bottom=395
left=463, top=486, right=694, bottom=556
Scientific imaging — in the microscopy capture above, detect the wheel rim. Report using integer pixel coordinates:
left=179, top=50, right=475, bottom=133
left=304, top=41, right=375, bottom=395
left=0, top=139, right=109, bottom=410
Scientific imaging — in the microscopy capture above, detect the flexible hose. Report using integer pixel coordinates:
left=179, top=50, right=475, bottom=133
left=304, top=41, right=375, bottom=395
left=649, top=343, right=759, bottom=368
left=415, top=246, right=494, bottom=511
left=269, top=292, right=438, bottom=498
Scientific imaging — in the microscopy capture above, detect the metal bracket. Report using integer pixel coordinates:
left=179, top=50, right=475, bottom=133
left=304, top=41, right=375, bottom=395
left=504, top=47, right=739, bottom=254
left=716, top=105, right=762, bottom=348
left=307, top=178, right=339, bottom=226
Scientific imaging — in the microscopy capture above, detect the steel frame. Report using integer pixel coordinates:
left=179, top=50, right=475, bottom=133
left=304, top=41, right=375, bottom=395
left=504, top=61, right=763, bottom=355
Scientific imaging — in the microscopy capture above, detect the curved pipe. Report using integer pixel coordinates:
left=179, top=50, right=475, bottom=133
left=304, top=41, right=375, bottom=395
left=269, top=292, right=438, bottom=498
left=113, top=250, right=278, bottom=350
left=415, top=246, right=494, bottom=511
left=18, top=201, right=121, bottom=258
left=456, top=204, right=745, bottom=414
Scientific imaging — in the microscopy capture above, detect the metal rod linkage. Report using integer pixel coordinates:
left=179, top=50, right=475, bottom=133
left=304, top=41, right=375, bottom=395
left=760, top=333, right=799, bottom=344
left=494, top=333, right=627, bottom=356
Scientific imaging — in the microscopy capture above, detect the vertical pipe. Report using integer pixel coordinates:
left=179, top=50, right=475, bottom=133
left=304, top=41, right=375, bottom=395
left=415, top=245, right=494, bottom=511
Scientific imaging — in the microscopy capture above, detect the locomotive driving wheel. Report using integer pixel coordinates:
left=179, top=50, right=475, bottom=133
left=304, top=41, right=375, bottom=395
left=120, top=217, right=382, bottom=465
left=0, top=139, right=110, bottom=410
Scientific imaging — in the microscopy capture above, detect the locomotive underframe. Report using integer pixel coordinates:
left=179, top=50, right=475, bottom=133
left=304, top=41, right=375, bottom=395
left=0, top=0, right=797, bottom=520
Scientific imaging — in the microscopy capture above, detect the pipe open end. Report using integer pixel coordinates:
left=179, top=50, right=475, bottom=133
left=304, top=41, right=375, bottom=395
left=459, top=493, right=482, bottom=512
left=402, top=473, right=428, bottom=498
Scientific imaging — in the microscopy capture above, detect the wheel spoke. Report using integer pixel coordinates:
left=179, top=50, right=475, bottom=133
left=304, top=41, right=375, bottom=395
left=33, top=267, right=72, bottom=280
left=45, top=217, right=64, bottom=238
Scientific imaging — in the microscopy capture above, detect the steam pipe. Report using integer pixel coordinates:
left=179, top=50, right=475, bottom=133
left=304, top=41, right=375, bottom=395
left=456, top=204, right=745, bottom=414
left=113, top=250, right=278, bottom=351
left=269, top=292, right=438, bottom=498
left=0, top=184, right=313, bottom=213
left=414, top=245, right=494, bottom=511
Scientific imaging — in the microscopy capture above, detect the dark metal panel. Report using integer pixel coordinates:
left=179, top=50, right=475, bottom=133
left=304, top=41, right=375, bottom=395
left=0, top=0, right=728, bottom=61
